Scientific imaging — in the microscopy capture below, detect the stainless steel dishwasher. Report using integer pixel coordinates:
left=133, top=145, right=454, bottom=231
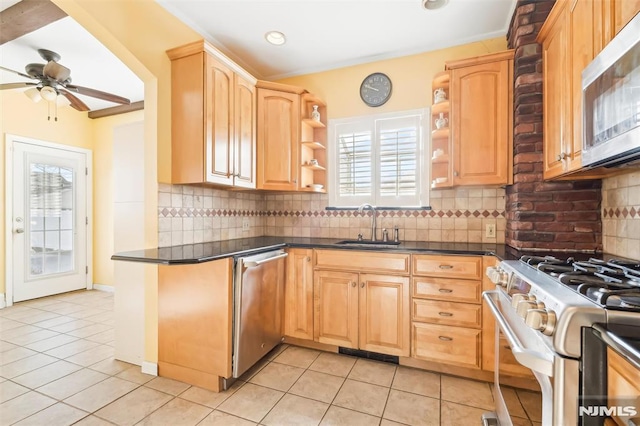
left=232, top=249, right=288, bottom=378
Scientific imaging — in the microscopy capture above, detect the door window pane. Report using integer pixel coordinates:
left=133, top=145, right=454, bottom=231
left=29, top=163, right=75, bottom=277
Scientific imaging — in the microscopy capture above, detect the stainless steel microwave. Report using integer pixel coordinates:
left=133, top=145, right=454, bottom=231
left=582, top=12, right=640, bottom=169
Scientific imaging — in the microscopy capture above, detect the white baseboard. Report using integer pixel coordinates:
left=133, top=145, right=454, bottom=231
left=93, top=284, right=115, bottom=293
left=141, top=361, right=158, bottom=376
left=0, top=293, right=6, bottom=309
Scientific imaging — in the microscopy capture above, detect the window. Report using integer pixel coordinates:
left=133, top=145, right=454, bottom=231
left=329, top=109, right=429, bottom=207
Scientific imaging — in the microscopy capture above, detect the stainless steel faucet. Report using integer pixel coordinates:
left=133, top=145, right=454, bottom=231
left=357, top=203, right=377, bottom=241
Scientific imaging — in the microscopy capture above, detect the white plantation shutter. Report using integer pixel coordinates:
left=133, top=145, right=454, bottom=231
left=338, top=131, right=372, bottom=197
left=330, top=109, right=428, bottom=207
left=377, top=115, right=420, bottom=206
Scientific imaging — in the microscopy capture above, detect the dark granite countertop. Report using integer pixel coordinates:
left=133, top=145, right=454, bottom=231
left=111, top=236, right=516, bottom=265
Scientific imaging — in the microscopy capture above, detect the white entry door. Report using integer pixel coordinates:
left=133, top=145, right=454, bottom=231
left=10, top=139, right=89, bottom=302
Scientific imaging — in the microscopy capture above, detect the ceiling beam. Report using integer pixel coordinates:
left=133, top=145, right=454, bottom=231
left=1, top=0, right=67, bottom=45
left=88, top=100, right=144, bottom=119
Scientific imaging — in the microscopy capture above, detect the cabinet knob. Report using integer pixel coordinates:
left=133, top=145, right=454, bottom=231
left=360, top=282, right=365, bottom=288
left=351, top=281, right=356, bottom=287
left=453, top=171, right=458, bottom=177
left=293, top=179, right=297, bottom=184
left=556, top=153, right=568, bottom=161
left=306, top=256, right=311, bottom=262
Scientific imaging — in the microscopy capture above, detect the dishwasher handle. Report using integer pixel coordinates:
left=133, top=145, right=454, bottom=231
left=243, top=252, right=288, bottom=268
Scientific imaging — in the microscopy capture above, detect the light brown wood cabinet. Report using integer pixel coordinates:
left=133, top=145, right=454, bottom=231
left=167, top=41, right=256, bottom=188
left=607, top=347, right=640, bottom=426
left=411, top=254, right=484, bottom=369
left=313, top=250, right=411, bottom=357
left=256, top=81, right=327, bottom=192
left=284, top=249, right=314, bottom=340
left=158, top=258, right=233, bottom=392
left=445, top=51, right=514, bottom=187
left=538, top=0, right=639, bottom=180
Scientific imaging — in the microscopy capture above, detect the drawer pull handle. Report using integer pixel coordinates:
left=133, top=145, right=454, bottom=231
left=438, top=289, right=453, bottom=293
left=439, top=265, right=454, bottom=269
left=438, top=312, right=453, bottom=317
left=439, top=336, right=453, bottom=341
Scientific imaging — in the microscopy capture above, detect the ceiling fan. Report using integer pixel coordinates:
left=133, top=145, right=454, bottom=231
left=0, top=48, right=131, bottom=111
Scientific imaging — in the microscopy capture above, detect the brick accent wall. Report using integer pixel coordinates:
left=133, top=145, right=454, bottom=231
left=505, top=0, right=603, bottom=252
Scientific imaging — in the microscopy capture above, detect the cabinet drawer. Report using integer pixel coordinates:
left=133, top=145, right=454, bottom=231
left=315, top=250, right=410, bottom=274
left=412, top=299, right=481, bottom=328
left=411, top=322, right=481, bottom=369
left=497, top=334, right=535, bottom=378
left=412, top=255, right=482, bottom=279
left=412, top=277, right=481, bottom=303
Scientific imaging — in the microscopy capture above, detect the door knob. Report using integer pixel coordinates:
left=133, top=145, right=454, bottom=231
left=15, top=228, right=24, bottom=234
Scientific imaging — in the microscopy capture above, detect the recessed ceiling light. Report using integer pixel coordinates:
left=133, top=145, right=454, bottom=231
left=422, top=0, right=449, bottom=10
left=265, top=31, right=286, bottom=46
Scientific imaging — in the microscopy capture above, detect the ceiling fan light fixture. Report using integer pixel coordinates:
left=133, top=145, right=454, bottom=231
left=422, top=0, right=449, bottom=10
left=265, top=31, right=286, bottom=46
left=24, top=87, right=42, bottom=103
left=40, top=85, right=58, bottom=102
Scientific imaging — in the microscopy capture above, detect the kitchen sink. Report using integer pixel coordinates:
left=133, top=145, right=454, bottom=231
left=335, top=240, right=401, bottom=248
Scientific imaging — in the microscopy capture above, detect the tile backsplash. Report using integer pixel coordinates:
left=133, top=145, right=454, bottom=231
left=157, top=184, right=265, bottom=247
left=601, top=170, right=640, bottom=260
left=264, top=187, right=506, bottom=243
left=158, top=184, right=506, bottom=247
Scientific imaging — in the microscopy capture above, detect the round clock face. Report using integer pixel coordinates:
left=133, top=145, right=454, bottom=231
left=360, top=73, right=392, bottom=107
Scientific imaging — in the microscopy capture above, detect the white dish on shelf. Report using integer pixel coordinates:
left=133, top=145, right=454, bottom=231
left=432, top=148, right=444, bottom=159
left=308, top=184, right=324, bottom=191
left=435, top=177, right=448, bottom=184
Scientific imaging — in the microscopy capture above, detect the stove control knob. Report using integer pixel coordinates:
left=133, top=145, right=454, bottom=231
left=525, top=309, right=557, bottom=336
left=511, top=293, right=535, bottom=309
left=516, top=300, right=542, bottom=318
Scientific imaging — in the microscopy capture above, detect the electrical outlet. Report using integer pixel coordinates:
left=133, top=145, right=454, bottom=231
left=485, top=224, right=496, bottom=238
left=242, top=218, right=250, bottom=231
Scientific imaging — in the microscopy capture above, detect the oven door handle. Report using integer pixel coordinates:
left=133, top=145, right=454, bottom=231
left=483, top=290, right=554, bottom=377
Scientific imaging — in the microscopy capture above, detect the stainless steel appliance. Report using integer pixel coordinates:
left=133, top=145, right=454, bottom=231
left=582, top=12, right=640, bottom=168
left=482, top=256, right=640, bottom=425
left=232, top=249, right=287, bottom=378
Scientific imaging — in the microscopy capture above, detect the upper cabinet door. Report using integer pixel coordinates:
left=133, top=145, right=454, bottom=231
left=541, top=7, right=570, bottom=180
left=612, top=0, right=640, bottom=34
left=205, top=55, right=234, bottom=186
left=450, top=54, right=513, bottom=186
left=233, top=75, right=256, bottom=189
left=568, top=0, right=596, bottom=172
left=256, top=88, right=300, bottom=191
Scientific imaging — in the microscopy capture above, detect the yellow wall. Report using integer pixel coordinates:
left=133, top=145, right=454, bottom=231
left=277, top=37, right=507, bottom=119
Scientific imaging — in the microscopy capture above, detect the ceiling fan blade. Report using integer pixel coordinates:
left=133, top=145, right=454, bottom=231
left=59, top=88, right=90, bottom=111
left=43, top=61, right=71, bottom=82
left=65, top=83, right=131, bottom=105
left=0, top=65, right=36, bottom=80
left=0, top=82, right=38, bottom=90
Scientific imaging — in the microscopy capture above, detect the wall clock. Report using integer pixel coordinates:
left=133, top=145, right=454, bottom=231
left=360, top=72, right=392, bottom=107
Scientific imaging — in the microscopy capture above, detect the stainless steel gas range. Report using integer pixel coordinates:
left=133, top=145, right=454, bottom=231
left=482, top=255, right=640, bottom=426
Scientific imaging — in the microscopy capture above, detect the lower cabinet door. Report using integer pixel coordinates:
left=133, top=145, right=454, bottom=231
left=314, top=270, right=359, bottom=348
left=411, top=322, right=481, bottom=369
left=359, top=274, right=410, bottom=357
left=284, top=249, right=314, bottom=340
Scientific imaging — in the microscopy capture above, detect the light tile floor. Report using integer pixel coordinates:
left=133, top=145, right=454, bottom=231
left=0, top=290, right=542, bottom=425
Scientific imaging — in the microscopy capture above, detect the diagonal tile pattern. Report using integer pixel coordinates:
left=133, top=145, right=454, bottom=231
left=0, top=289, right=541, bottom=425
